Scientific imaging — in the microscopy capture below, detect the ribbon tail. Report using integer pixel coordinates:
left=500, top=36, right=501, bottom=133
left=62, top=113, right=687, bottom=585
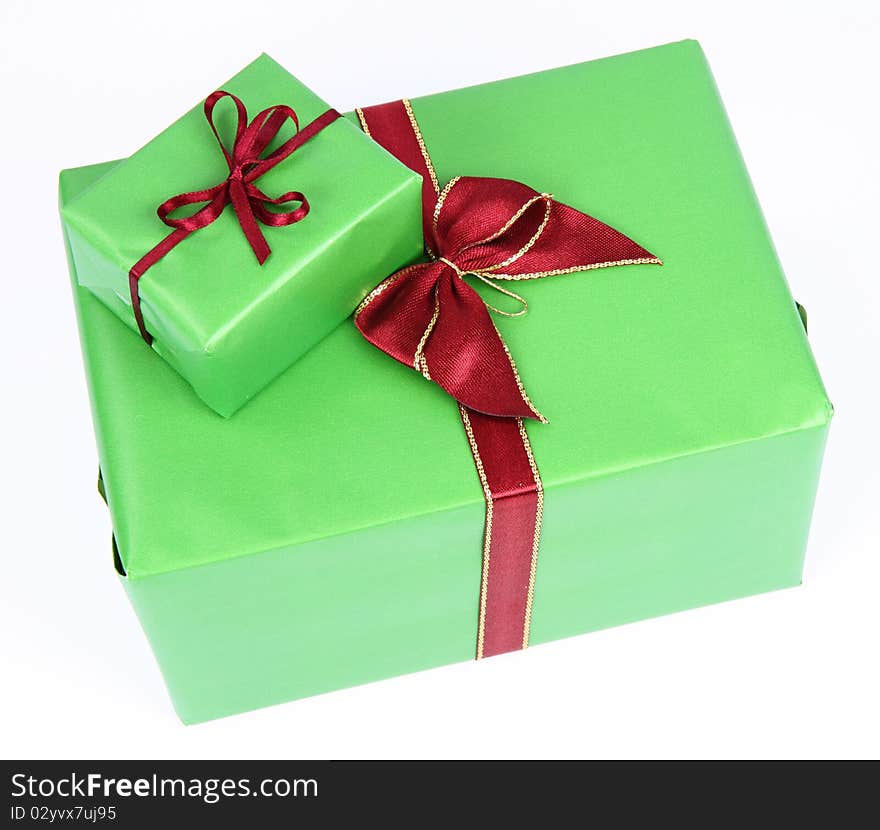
left=229, top=179, right=270, bottom=264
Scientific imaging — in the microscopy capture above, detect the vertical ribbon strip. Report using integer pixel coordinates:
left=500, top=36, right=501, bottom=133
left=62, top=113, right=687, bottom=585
left=355, top=100, right=660, bottom=658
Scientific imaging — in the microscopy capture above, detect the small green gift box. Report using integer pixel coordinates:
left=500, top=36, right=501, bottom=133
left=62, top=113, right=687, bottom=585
left=61, top=40, right=831, bottom=722
left=61, top=54, right=423, bottom=416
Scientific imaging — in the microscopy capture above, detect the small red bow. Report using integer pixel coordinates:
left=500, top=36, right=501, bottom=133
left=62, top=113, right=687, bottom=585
left=355, top=175, right=661, bottom=419
left=129, top=92, right=340, bottom=344
left=156, top=90, right=339, bottom=264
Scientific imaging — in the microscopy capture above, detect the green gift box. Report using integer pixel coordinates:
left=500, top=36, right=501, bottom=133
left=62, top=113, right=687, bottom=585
left=61, top=54, right=423, bottom=416
left=61, top=40, right=831, bottom=723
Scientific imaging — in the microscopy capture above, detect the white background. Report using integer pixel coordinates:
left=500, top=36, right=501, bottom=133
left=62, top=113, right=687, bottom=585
left=1, top=0, right=877, bottom=760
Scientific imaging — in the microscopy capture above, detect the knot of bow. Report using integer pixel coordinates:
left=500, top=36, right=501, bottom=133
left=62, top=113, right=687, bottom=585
left=355, top=176, right=661, bottom=420
left=155, top=90, right=340, bottom=265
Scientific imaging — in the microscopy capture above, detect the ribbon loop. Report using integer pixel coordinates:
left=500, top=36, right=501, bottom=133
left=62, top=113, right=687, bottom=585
left=204, top=90, right=248, bottom=169
left=467, top=272, right=529, bottom=318
left=438, top=257, right=529, bottom=318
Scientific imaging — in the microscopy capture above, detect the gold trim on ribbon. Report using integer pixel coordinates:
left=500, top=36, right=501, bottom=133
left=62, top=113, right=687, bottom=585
left=355, top=108, right=370, bottom=137
left=517, top=418, right=543, bottom=650
left=431, top=176, right=461, bottom=245
left=490, top=256, right=663, bottom=281
left=402, top=98, right=440, bottom=195
left=413, top=284, right=440, bottom=379
left=354, top=263, right=422, bottom=321
left=461, top=406, right=494, bottom=661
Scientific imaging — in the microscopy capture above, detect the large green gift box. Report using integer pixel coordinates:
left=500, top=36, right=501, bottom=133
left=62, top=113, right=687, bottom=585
left=61, top=54, right=423, bottom=416
left=61, top=40, right=831, bottom=723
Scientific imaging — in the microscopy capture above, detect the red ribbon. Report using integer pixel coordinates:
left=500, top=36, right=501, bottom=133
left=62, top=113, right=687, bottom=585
left=129, top=91, right=341, bottom=345
left=356, top=99, right=661, bottom=658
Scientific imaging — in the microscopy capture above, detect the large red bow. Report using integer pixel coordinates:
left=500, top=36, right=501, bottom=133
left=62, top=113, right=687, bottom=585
left=355, top=175, right=660, bottom=420
left=129, top=91, right=340, bottom=344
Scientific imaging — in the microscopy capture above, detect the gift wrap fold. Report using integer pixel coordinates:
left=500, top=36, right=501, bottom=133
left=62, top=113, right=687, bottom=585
left=61, top=54, right=423, bottom=416
left=61, top=40, right=831, bottom=723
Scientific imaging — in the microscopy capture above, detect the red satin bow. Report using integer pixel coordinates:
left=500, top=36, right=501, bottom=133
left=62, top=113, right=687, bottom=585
left=158, top=91, right=329, bottom=264
left=355, top=175, right=660, bottom=420
left=129, top=91, right=340, bottom=344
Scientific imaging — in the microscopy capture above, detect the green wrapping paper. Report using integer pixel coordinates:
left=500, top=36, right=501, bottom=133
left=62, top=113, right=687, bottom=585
left=61, top=54, right=423, bottom=416
left=61, top=41, right=831, bottom=722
